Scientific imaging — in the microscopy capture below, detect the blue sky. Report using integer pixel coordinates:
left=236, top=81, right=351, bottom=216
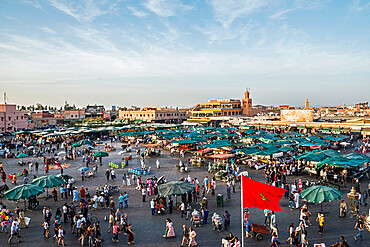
left=1, top=0, right=370, bottom=109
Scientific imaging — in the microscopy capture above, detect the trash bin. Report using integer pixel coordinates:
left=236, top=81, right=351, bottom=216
left=217, top=194, right=223, bottom=207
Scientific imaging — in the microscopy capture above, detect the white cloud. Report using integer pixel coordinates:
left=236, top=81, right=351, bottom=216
left=350, top=0, right=370, bottom=11
left=144, top=0, right=192, bottom=18
left=208, top=0, right=271, bottom=28
left=42, top=27, right=56, bottom=34
left=270, top=0, right=330, bottom=19
left=48, top=0, right=121, bottom=22
left=24, top=0, right=42, bottom=9
left=127, top=5, right=148, bottom=18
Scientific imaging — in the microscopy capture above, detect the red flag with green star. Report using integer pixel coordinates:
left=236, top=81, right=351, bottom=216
left=241, top=175, right=286, bottom=211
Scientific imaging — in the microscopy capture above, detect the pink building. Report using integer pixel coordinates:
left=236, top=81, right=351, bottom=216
left=0, top=104, right=31, bottom=133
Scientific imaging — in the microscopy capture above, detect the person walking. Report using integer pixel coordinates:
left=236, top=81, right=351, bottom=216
left=8, top=221, right=20, bottom=244
left=42, top=220, right=50, bottom=238
left=105, top=169, right=110, bottom=181
left=316, top=213, right=325, bottom=234
left=163, top=218, right=175, bottom=238
left=127, top=224, right=135, bottom=245
left=181, top=225, right=189, bottom=246
left=354, top=218, right=365, bottom=241
left=52, top=188, right=58, bottom=201
left=180, top=201, right=186, bottom=218
left=168, top=197, right=173, bottom=214
left=112, top=222, right=119, bottom=243
left=142, top=186, right=146, bottom=202
left=118, top=194, right=124, bottom=210
left=224, top=210, right=231, bottom=230
left=124, top=192, right=129, bottom=208
left=188, top=226, right=197, bottom=246
left=226, top=181, right=231, bottom=201
left=151, top=199, right=155, bottom=216
left=339, top=200, right=347, bottom=218
left=57, top=225, right=65, bottom=246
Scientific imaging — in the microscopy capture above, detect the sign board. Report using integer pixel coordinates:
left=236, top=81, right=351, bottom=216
left=273, top=152, right=284, bottom=158
left=281, top=110, right=313, bottom=122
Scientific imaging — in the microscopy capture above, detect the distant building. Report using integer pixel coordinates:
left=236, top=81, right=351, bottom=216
left=85, top=105, right=110, bottom=120
left=118, top=108, right=187, bottom=123
left=0, top=104, right=32, bottom=132
left=31, top=111, right=63, bottom=127
left=64, top=110, right=85, bottom=121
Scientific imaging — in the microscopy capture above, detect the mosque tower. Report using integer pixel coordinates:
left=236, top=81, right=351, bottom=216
left=242, top=88, right=253, bottom=116
left=305, top=99, right=310, bottom=109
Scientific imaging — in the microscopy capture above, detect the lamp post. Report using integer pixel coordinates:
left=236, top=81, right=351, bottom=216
left=347, top=187, right=359, bottom=216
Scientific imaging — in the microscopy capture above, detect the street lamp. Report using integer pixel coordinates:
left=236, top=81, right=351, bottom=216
left=347, top=187, right=359, bottom=214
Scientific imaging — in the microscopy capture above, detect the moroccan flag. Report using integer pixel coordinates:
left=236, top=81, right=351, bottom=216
left=241, top=175, right=286, bottom=211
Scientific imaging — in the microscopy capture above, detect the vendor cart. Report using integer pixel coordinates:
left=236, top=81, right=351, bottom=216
left=251, top=223, right=269, bottom=241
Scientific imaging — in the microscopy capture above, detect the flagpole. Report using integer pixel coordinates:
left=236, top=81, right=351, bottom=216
left=241, top=175, right=244, bottom=247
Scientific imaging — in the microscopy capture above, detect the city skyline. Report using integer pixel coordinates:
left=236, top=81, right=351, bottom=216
left=1, top=0, right=370, bottom=108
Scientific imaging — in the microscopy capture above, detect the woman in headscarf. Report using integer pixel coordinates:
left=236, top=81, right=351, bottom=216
left=163, top=218, right=175, bottom=238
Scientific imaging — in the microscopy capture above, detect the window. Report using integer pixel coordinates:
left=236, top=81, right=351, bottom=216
left=1, top=117, right=3, bottom=121
left=8, top=117, right=11, bottom=121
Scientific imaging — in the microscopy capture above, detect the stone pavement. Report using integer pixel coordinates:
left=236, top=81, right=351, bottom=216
left=0, top=143, right=369, bottom=246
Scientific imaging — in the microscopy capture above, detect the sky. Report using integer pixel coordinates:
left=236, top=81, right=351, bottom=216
left=0, top=0, right=370, bottom=109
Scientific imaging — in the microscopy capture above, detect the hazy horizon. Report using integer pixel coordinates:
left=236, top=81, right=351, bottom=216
left=1, top=1, right=370, bottom=109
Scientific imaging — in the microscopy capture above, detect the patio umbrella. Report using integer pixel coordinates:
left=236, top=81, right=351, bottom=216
left=17, top=153, right=29, bottom=163
left=93, top=152, right=109, bottom=158
left=78, top=167, right=89, bottom=172
left=158, top=181, right=195, bottom=197
left=16, top=153, right=28, bottom=158
left=4, top=184, right=44, bottom=201
left=301, top=185, right=343, bottom=212
left=57, top=151, right=66, bottom=156
left=71, top=143, right=82, bottom=148
left=31, top=175, right=66, bottom=188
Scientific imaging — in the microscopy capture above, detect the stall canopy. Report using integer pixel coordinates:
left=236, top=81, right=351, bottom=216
left=171, top=139, right=198, bottom=145
left=294, top=149, right=341, bottom=162
left=317, top=156, right=369, bottom=169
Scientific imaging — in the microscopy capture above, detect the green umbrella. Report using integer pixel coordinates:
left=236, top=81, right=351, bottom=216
left=158, top=181, right=196, bottom=197
left=4, top=184, right=44, bottom=201
left=301, top=185, right=343, bottom=212
left=72, top=143, right=82, bottom=148
left=94, top=152, right=109, bottom=158
left=31, top=175, right=66, bottom=188
left=16, top=153, right=29, bottom=158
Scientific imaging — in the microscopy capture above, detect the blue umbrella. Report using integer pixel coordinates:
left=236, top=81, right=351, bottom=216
left=78, top=167, right=89, bottom=172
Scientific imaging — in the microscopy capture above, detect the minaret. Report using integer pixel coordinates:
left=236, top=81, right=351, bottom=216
left=242, top=89, right=252, bottom=116
left=305, top=99, right=310, bottom=109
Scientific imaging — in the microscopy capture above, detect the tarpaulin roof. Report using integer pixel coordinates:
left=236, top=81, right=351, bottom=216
left=307, top=136, right=326, bottom=144
left=238, top=146, right=261, bottom=155
left=322, top=136, right=346, bottom=142
left=171, top=139, right=198, bottom=145
left=201, top=140, right=233, bottom=148
left=294, top=149, right=341, bottom=162
left=279, top=146, right=294, bottom=152
left=317, top=156, right=369, bottom=169
left=344, top=153, right=370, bottom=160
